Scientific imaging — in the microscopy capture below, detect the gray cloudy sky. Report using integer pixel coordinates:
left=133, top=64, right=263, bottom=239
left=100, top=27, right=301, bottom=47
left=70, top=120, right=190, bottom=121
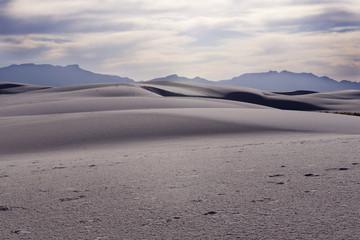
left=1, top=0, right=359, bottom=81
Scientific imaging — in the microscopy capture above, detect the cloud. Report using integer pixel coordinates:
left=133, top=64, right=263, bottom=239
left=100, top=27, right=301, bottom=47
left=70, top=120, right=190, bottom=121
left=0, top=11, right=135, bottom=35
left=278, top=8, right=360, bottom=33
left=331, top=63, right=360, bottom=80
left=0, top=0, right=10, bottom=11
left=0, top=0, right=11, bottom=7
left=0, top=0, right=359, bottom=82
left=178, top=17, right=249, bottom=46
left=290, top=0, right=352, bottom=4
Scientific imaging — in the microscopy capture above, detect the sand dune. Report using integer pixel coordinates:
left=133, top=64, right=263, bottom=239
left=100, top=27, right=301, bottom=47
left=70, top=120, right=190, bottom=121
left=1, top=108, right=360, bottom=155
left=1, top=81, right=359, bottom=155
left=0, top=86, right=265, bottom=117
left=2, top=81, right=360, bottom=112
left=141, top=81, right=360, bottom=111
left=1, top=81, right=360, bottom=239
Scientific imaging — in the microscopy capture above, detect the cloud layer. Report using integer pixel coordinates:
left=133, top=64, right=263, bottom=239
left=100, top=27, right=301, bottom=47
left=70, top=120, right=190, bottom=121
left=1, top=0, right=359, bottom=81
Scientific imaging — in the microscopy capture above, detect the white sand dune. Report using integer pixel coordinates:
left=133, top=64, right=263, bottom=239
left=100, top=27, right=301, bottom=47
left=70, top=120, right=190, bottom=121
left=1, top=81, right=360, bottom=239
left=142, top=81, right=360, bottom=111
left=1, top=81, right=359, bottom=155
left=1, top=108, right=360, bottom=155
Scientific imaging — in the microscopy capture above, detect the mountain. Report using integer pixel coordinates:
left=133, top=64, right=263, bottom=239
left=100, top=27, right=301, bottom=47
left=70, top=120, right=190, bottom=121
left=149, top=74, right=212, bottom=84
left=217, top=70, right=360, bottom=92
left=1, top=63, right=360, bottom=92
left=0, top=63, right=134, bottom=87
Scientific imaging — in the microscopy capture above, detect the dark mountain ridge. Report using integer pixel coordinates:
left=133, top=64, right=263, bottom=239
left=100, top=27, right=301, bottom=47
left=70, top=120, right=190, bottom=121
left=1, top=64, right=360, bottom=92
left=0, top=63, right=134, bottom=87
left=149, top=74, right=212, bottom=84
left=217, top=70, right=360, bottom=92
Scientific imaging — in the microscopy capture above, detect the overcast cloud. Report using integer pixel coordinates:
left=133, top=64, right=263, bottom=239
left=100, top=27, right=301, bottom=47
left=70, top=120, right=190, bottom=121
left=0, top=0, right=359, bottom=81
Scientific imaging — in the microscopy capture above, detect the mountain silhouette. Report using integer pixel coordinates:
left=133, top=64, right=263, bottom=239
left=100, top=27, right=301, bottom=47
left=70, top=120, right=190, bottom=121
left=217, top=70, right=360, bottom=92
left=149, top=74, right=212, bottom=84
left=0, top=63, right=134, bottom=87
left=1, top=64, right=360, bottom=92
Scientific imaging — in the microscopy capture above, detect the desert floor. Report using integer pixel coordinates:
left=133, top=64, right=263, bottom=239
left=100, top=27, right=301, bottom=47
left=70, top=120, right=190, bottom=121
left=1, top=82, right=359, bottom=239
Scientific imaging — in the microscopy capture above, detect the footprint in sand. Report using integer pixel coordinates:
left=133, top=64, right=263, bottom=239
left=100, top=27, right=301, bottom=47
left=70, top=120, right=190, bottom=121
left=60, top=195, right=86, bottom=202
left=304, top=173, right=319, bottom=177
left=11, top=230, right=31, bottom=234
left=204, top=211, right=217, bottom=216
left=269, top=174, right=284, bottom=178
left=251, top=198, right=274, bottom=203
left=53, top=166, right=67, bottom=170
left=0, top=206, right=10, bottom=211
left=268, top=174, right=286, bottom=185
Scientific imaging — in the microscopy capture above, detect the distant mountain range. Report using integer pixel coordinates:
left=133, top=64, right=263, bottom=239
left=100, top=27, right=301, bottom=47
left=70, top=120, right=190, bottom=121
left=149, top=74, right=212, bottom=84
left=0, top=63, right=133, bottom=87
left=1, top=63, right=360, bottom=92
left=152, top=71, right=360, bottom=92
left=218, top=70, right=360, bottom=92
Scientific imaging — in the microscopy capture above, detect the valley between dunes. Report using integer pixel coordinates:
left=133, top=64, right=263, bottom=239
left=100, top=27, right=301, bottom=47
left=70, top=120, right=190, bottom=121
left=0, top=81, right=359, bottom=239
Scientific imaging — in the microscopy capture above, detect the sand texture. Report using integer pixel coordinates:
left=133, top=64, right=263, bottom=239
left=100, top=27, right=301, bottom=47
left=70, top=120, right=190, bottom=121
left=0, top=82, right=359, bottom=239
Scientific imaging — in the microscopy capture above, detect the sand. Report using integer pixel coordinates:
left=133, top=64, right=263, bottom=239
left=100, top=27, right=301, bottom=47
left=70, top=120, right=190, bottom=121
left=0, top=82, right=359, bottom=239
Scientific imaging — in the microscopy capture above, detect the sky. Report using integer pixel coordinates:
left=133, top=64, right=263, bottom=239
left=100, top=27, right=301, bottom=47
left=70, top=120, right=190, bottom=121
left=0, top=0, right=360, bottom=82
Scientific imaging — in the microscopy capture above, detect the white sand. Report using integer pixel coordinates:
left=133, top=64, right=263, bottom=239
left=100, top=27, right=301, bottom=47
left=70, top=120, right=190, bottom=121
left=1, top=82, right=359, bottom=239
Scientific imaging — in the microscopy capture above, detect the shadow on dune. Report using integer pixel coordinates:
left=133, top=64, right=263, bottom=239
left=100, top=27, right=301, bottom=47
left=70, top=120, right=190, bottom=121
left=0, top=83, right=49, bottom=94
left=225, top=92, right=323, bottom=111
left=0, top=83, right=21, bottom=89
left=273, top=90, right=318, bottom=96
left=141, top=85, right=324, bottom=111
left=141, top=86, right=186, bottom=97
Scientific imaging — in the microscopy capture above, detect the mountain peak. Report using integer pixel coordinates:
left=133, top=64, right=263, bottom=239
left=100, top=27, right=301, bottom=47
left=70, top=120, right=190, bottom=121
left=9, top=63, right=36, bottom=68
left=65, top=64, right=80, bottom=69
left=218, top=70, right=360, bottom=92
left=149, top=74, right=212, bottom=84
left=0, top=63, right=134, bottom=86
left=165, top=74, right=179, bottom=78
